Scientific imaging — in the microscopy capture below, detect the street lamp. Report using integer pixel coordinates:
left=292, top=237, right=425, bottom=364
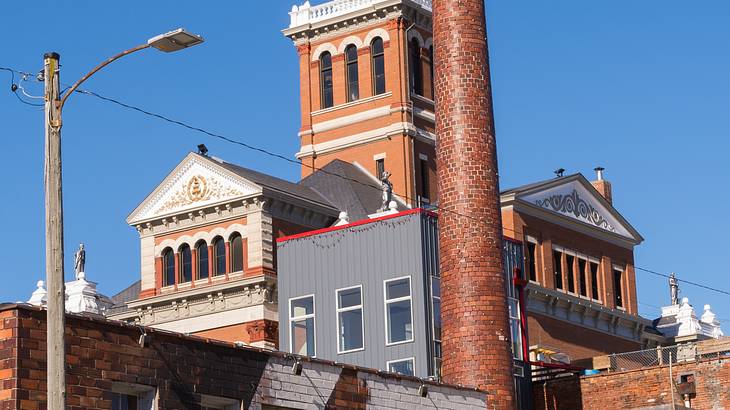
left=43, top=28, right=203, bottom=409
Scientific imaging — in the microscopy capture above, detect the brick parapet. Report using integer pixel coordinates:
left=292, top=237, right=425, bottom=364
left=533, top=356, right=730, bottom=409
left=0, top=304, right=487, bottom=409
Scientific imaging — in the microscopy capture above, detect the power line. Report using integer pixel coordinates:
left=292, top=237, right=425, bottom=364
left=4, top=64, right=730, bottom=299
left=0, top=66, right=44, bottom=107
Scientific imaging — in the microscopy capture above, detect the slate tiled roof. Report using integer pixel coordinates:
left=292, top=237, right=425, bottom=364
left=106, top=280, right=140, bottom=316
left=209, top=155, right=336, bottom=210
left=299, top=159, right=393, bottom=221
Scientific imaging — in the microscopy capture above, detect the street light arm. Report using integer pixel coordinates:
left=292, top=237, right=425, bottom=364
left=59, top=43, right=150, bottom=110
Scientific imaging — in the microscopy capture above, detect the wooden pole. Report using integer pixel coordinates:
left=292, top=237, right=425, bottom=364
left=44, top=51, right=66, bottom=409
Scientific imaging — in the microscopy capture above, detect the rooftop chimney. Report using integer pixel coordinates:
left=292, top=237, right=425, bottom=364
left=591, top=166, right=613, bottom=204
left=434, top=0, right=516, bottom=406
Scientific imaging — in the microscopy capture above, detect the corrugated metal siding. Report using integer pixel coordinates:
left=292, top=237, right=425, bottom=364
left=277, top=212, right=433, bottom=377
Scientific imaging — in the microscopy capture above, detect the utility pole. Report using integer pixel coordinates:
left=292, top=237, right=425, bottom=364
left=43, top=51, right=66, bottom=409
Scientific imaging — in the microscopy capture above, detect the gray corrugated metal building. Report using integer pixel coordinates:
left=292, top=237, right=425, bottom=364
left=277, top=209, right=439, bottom=378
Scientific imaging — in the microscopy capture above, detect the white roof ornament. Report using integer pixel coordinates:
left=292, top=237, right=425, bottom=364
left=334, top=211, right=350, bottom=226
left=656, top=295, right=724, bottom=341
left=27, top=280, right=48, bottom=306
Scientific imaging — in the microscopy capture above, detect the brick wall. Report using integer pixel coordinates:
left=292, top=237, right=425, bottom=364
left=528, top=313, right=641, bottom=362
left=534, top=357, right=730, bottom=409
left=0, top=304, right=486, bottom=409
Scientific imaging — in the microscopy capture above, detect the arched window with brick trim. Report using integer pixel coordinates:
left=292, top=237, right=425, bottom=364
left=409, top=38, right=423, bottom=95
left=345, top=45, right=359, bottom=102
left=371, top=37, right=385, bottom=95
left=178, top=244, right=192, bottom=283
left=212, top=236, right=226, bottom=276
left=162, top=247, right=175, bottom=287
left=230, top=233, right=244, bottom=273
left=320, top=52, right=334, bottom=109
left=195, top=240, right=209, bottom=280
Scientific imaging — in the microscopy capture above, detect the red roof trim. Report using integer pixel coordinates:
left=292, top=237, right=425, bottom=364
left=277, top=208, right=434, bottom=243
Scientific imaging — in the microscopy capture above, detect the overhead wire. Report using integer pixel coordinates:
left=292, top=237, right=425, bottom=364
left=0, top=66, right=44, bottom=107
left=3, top=64, right=730, bottom=299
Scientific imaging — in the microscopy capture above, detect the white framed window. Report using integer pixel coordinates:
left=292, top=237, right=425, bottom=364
left=387, top=357, right=415, bottom=376
left=200, top=394, right=241, bottom=410
left=111, top=382, right=156, bottom=410
left=289, top=295, right=316, bottom=357
left=508, top=297, right=523, bottom=361
left=384, top=276, right=414, bottom=345
left=336, top=285, right=365, bottom=353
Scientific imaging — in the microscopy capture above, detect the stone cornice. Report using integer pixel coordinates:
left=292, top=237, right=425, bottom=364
left=110, top=275, right=277, bottom=327
left=526, top=283, right=657, bottom=343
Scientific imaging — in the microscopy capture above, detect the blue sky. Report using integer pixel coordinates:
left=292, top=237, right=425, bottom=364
left=1, top=1, right=728, bottom=324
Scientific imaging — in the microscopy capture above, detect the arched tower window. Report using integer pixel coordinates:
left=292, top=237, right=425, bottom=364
left=196, top=240, right=209, bottom=280
left=320, top=52, right=333, bottom=109
left=345, top=45, right=359, bottom=102
left=409, top=38, right=423, bottom=95
left=213, top=236, right=226, bottom=276
left=230, top=233, right=244, bottom=273
left=179, top=244, right=192, bottom=283
left=371, top=38, right=385, bottom=95
left=162, top=248, right=175, bottom=287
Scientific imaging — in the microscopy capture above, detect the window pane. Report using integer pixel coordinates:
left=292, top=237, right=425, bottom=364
left=578, top=259, right=587, bottom=296
left=388, top=359, right=414, bottom=376
left=376, top=158, right=385, bottom=180
left=347, top=62, right=359, bottom=102
left=214, top=238, right=226, bottom=276
left=553, top=250, right=563, bottom=290
left=231, top=234, right=243, bottom=272
left=614, top=269, right=623, bottom=307
left=339, top=309, right=363, bottom=351
left=371, top=38, right=383, bottom=55
left=322, top=69, right=333, bottom=108
left=291, top=296, right=314, bottom=317
left=432, top=296, right=441, bottom=341
left=431, top=277, right=440, bottom=298
left=338, top=288, right=361, bottom=309
left=291, top=318, right=315, bottom=356
left=590, top=262, right=600, bottom=299
left=180, top=245, right=192, bottom=283
left=566, top=254, right=575, bottom=293
left=527, top=242, right=537, bottom=282
left=163, top=250, right=175, bottom=287
left=320, top=52, right=331, bottom=69
left=373, top=55, right=385, bottom=95
left=511, top=317, right=523, bottom=360
left=386, top=278, right=410, bottom=300
left=409, top=39, right=423, bottom=95
left=197, top=243, right=209, bottom=280
left=387, top=299, right=412, bottom=343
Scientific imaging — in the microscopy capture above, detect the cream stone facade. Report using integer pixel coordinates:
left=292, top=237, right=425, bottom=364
left=109, top=152, right=337, bottom=348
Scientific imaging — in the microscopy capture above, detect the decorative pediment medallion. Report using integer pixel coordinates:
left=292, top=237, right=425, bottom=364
left=129, top=154, right=261, bottom=223
left=534, top=189, right=616, bottom=232
left=520, top=180, right=633, bottom=239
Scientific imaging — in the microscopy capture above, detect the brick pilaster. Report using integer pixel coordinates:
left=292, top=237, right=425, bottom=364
left=433, top=0, right=516, bottom=407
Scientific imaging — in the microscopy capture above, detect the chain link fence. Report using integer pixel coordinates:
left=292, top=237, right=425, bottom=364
left=606, top=339, right=730, bottom=372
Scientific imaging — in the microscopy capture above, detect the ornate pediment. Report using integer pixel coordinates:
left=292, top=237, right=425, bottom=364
left=519, top=179, right=634, bottom=239
left=128, top=154, right=261, bottom=224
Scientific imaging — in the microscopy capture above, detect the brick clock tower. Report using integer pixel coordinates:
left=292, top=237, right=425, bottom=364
left=284, top=0, right=437, bottom=206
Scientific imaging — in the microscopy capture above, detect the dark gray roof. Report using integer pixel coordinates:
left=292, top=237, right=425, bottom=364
left=299, top=159, right=389, bottom=221
left=106, top=280, right=140, bottom=316
left=206, top=154, right=336, bottom=210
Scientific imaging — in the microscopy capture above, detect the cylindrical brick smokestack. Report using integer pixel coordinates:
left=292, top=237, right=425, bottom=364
left=433, top=0, right=516, bottom=408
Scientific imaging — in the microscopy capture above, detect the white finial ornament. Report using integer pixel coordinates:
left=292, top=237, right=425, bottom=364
left=28, top=280, right=48, bottom=306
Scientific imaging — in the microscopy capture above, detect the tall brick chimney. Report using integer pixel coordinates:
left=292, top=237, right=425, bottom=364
left=433, top=0, right=516, bottom=408
left=591, top=167, right=613, bottom=204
